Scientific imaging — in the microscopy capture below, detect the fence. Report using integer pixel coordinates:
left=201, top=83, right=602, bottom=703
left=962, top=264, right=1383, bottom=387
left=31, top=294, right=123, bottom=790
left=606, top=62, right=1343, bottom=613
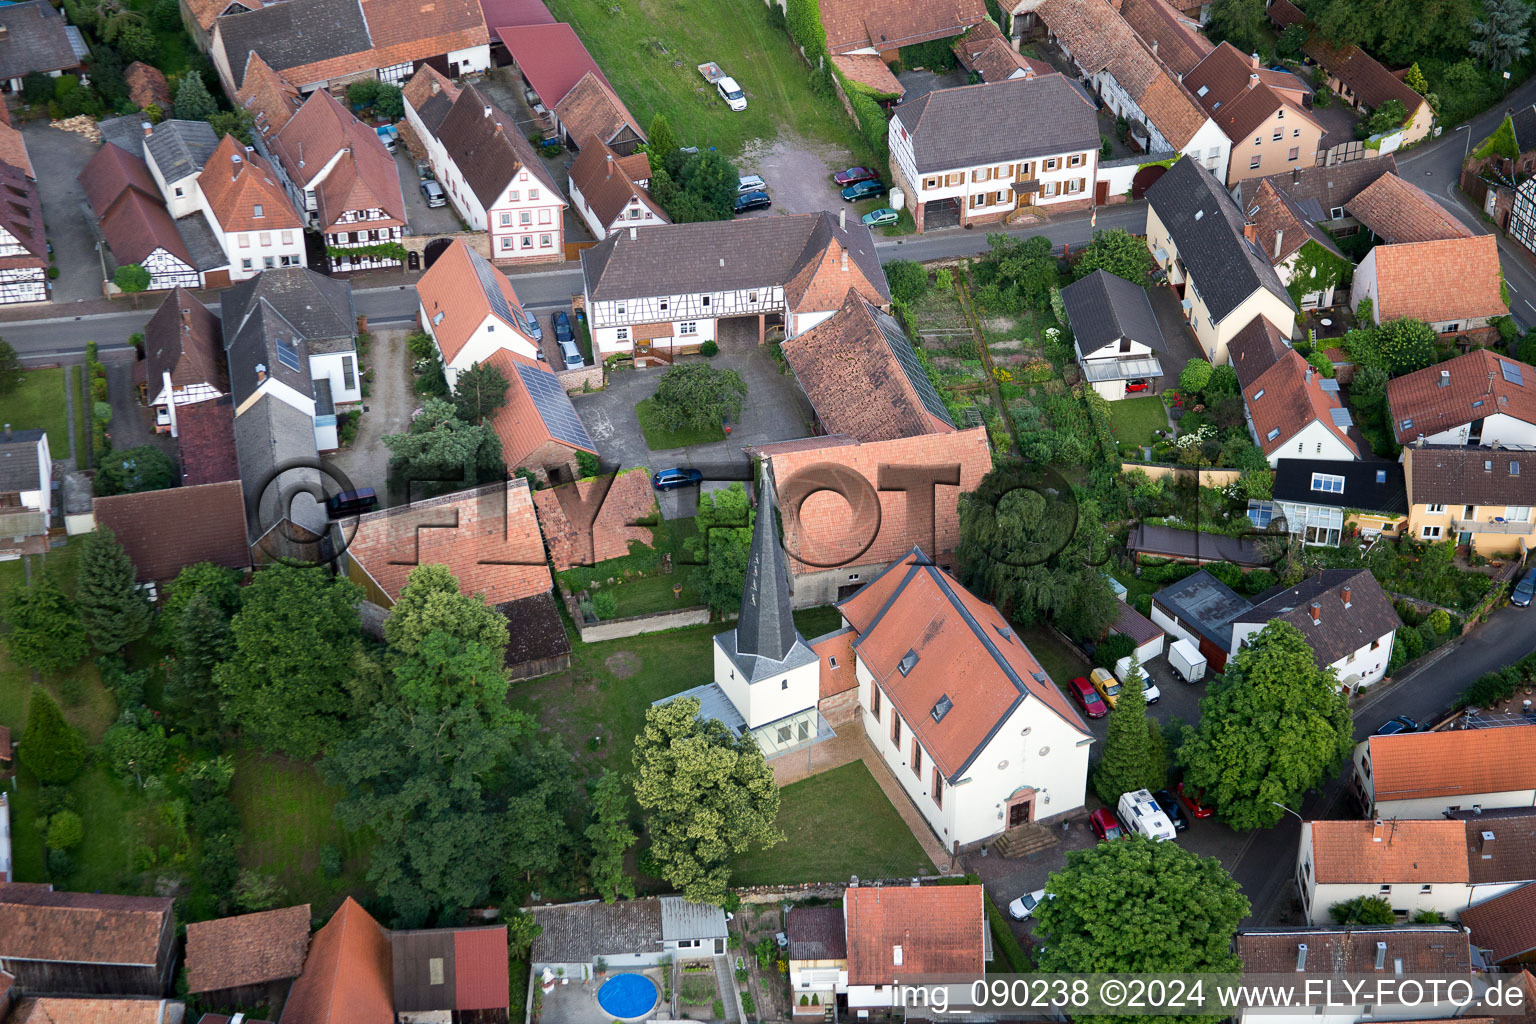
left=560, top=587, right=720, bottom=642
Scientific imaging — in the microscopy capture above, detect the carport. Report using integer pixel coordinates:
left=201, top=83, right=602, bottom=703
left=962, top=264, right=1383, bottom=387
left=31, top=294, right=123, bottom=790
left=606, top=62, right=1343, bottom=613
left=921, top=196, right=960, bottom=230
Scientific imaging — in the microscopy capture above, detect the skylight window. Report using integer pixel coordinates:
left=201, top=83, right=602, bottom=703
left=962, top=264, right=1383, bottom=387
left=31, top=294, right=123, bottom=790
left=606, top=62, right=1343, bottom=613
left=899, top=649, right=919, bottom=676
left=931, top=695, right=954, bottom=723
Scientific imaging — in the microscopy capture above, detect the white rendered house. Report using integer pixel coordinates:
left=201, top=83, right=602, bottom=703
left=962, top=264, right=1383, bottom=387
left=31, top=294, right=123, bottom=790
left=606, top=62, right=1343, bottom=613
left=416, top=239, right=542, bottom=387
left=1353, top=727, right=1536, bottom=821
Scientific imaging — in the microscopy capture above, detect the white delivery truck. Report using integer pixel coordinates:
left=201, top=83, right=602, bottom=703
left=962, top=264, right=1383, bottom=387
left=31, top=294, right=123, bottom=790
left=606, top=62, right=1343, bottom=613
left=1168, top=637, right=1207, bottom=684
left=1114, top=655, right=1160, bottom=704
left=1118, top=787, right=1177, bottom=841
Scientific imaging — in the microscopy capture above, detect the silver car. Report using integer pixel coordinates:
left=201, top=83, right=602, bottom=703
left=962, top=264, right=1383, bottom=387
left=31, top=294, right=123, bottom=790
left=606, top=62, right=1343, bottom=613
left=560, top=337, right=585, bottom=369
left=419, top=179, right=446, bottom=208
left=738, top=174, right=766, bottom=194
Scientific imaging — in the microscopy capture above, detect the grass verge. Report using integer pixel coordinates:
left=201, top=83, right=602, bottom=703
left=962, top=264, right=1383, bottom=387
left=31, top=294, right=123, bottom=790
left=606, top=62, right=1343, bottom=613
left=636, top=397, right=725, bottom=450
left=9, top=367, right=70, bottom=456
left=1018, top=624, right=1090, bottom=687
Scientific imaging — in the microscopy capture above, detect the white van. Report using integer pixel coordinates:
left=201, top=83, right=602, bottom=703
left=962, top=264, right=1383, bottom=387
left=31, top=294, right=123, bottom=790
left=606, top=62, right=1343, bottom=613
left=1117, top=788, right=1177, bottom=841
left=1114, top=655, right=1161, bottom=704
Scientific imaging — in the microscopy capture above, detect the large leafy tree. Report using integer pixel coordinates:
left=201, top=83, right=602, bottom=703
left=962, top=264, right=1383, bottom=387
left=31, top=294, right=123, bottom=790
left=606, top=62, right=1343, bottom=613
left=1179, top=621, right=1354, bottom=830
left=383, top=397, right=503, bottom=492
left=76, top=526, right=153, bottom=652
left=164, top=589, right=232, bottom=741
left=383, top=564, right=509, bottom=660
left=94, top=445, right=177, bottom=496
left=587, top=770, right=638, bottom=902
left=214, top=564, right=364, bottom=759
left=1377, top=318, right=1437, bottom=375
left=651, top=363, right=749, bottom=433
left=19, top=688, right=88, bottom=784
left=1208, top=0, right=1271, bottom=53
left=1073, top=229, right=1156, bottom=286
left=632, top=697, right=783, bottom=905
left=4, top=573, right=88, bottom=675
left=1470, top=0, right=1531, bottom=71
left=451, top=360, right=509, bottom=425
left=1091, top=658, right=1164, bottom=804
left=956, top=463, right=1119, bottom=641
left=684, top=483, right=752, bottom=616
left=1033, top=835, right=1248, bottom=1006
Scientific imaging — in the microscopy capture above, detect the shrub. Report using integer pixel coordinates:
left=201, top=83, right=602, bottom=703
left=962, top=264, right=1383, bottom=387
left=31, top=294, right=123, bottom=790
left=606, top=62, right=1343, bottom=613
left=700, top=339, right=719, bottom=357
left=884, top=260, right=929, bottom=304
left=45, top=810, right=85, bottom=851
left=712, top=1001, right=725, bottom=1019
left=1204, top=561, right=1242, bottom=588
left=1093, top=633, right=1136, bottom=668
left=320, top=843, right=344, bottom=878
left=46, top=848, right=75, bottom=877
left=19, top=689, right=87, bottom=784
left=1305, top=351, right=1335, bottom=378
left=1330, top=896, right=1395, bottom=925
left=741, top=992, right=756, bottom=1016
left=593, top=590, right=619, bottom=619
left=577, top=451, right=601, bottom=478
left=1427, top=609, right=1452, bottom=635
left=1178, top=358, right=1213, bottom=394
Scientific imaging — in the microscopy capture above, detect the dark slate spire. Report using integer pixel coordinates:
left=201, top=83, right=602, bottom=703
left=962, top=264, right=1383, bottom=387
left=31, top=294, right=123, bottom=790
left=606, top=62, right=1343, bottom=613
left=735, top=484, right=798, bottom=663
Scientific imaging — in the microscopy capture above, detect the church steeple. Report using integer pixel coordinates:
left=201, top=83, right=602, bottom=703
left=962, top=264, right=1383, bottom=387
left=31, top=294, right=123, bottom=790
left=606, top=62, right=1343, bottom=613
left=735, top=482, right=799, bottom=663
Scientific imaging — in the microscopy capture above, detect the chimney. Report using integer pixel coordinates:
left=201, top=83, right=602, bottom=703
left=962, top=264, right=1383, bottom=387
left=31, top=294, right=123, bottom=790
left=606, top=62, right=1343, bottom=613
left=142, top=120, right=153, bottom=137
left=1374, top=942, right=1388, bottom=971
left=1305, top=365, right=1312, bottom=384
left=1248, top=72, right=1260, bottom=88
left=1372, top=819, right=1385, bottom=842
left=1251, top=51, right=1261, bottom=68
left=1309, top=600, right=1321, bottom=623
left=1295, top=944, right=1308, bottom=972
left=3, top=423, right=10, bottom=440
left=1341, top=585, right=1351, bottom=608
left=1273, top=229, right=1284, bottom=259
left=1291, top=166, right=1300, bottom=183
left=1242, top=221, right=1257, bottom=242
left=628, top=226, right=637, bottom=240
left=1151, top=38, right=1158, bottom=54
left=0, top=25, right=9, bottom=39
left=255, top=363, right=267, bottom=383
left=606, top=152, right=613, bottom=179
left=483, top=104, right=492, bottom=118
left=839, top=208, right=846, bottom=229
left=232, top=153, right=242, bottom=179
left=430, top=79, right=440, bottom=95
left=1439, top=369, right=1451, bottom=388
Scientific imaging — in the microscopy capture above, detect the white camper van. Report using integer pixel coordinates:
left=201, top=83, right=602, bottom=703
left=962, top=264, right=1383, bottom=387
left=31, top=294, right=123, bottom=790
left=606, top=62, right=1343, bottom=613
left=1118, top=787, right=1177, bottom=841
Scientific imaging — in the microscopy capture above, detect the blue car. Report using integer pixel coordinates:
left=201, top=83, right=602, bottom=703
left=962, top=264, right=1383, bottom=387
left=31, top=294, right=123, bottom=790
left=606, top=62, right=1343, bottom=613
left=553, top=310, right=574, bottom=346
left=652, top=468, right=703, bottom=491
left=1375, top=716, right=1419, bottom=736
left=841, top=179, right=887, bottom=202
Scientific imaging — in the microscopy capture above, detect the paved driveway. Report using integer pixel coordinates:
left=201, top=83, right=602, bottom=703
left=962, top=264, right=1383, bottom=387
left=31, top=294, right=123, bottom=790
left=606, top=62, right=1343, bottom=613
left=24, top=123, right=104, bottom=305
left=396, top=151, right=462, bottom=237
left=1148, top=282, right=1206, bottom=385
left=325, top=327, right=416, bottom=505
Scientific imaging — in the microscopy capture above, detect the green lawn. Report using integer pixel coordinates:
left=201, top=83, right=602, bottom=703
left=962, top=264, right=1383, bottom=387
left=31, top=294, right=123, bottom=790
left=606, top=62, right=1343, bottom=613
left=728, top=761, right=936, bottom=885
left=1107, top=395, right=1169, bottom=446
left=9, top=367, right=70, bottom=457
left=561, top=517, right=706, bottom=617
left=70, top=365, right=88, bottom=468
left=0, top=537, right=84, bottom=603
left=1018, top=624, right=1090, bottom=687
left=793, top=604, right=844, bottom=638
left=636, top=397, right=725, bottom=450
left=543, top=0, right=864, bottom=162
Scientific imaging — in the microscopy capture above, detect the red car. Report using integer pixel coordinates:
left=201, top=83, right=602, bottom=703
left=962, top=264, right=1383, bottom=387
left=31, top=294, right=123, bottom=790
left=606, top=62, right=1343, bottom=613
left=1125, top=379, right=1152, bottom=394
left=1177, top=781, right=1214, bottom=819
left=834, top=165, right=880, bottom=187
left=1089, top=808, right=1126, bottom=841
left=1068, top=676, right=1108, bottom=719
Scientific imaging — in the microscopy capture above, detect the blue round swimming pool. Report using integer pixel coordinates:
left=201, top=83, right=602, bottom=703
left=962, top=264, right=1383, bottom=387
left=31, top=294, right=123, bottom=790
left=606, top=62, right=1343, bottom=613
left=598, top=973, right=659, bottom=1021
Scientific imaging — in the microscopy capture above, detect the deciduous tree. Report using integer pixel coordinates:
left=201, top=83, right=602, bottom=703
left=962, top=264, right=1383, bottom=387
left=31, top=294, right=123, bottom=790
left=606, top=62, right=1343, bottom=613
left=651, top=363, right=749, bottom=433
left=1377, top=317, right=1437, bottom=375
left=94, top=445, right=177, bottom=496
left=19, top=688, right=88, bottom=784
left=587, top=770, right=638, bottom=902
left=1073, top=229, right=1156, bottom=286
left=684, top=483, right=753, bottom=616
left=1209, top=0, right=1272, bottom=54
left=632, top=697, right=782, bottom=905
left=384, top=564, right=510, bottom=660
left=0, top=339, right=22, bottom=395
left=76, top=526, right=153, bottom=652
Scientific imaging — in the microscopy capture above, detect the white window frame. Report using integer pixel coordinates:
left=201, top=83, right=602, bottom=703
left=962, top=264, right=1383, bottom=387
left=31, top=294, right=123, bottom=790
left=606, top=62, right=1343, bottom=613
left=1421, top=525, right=1443, bottom=540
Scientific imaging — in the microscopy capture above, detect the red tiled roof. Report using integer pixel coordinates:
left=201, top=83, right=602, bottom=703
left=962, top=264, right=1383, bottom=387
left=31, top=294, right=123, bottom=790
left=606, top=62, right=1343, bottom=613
left=567, top=136, right=667, bottom=229
left=1307, top=819, right=1468, bottom=883
left=1366, top=725, right=1536, bottom=804
left=199, top=134, right=301, bottom=234
left=500, top=22, right=612, bottom=107
left=482, top=350, right=596, bottom=473
left=269, top=90, right=405, bottom=230
left=144, top=286, right=226, bottom=395
left=263, top=0, right=489, bottom=92
left=1184, top=42, right=1320, bottom=144
left=176, top=398, right=241, bottom=486
left=10, top=998, right=179, bottom=1024
left=830, top=52, right=906, bottom=94
left=0, top=118, right=34, bottom=179
left=530, top=467, right=654, bottom=572
left=837, top=552, right=1089, bottom=779
left=1119, top=0, right=1212, bottom=75
left=554, top=72, right=645, bottom=151
left=1111, top=600, right=1163, bottom=646
left=819, top=0, right=986, bottom=55
left=92, top=481, right=251, bottom=583
left=1347, top=173, right=1472, bottom=243
left=479, top=0, right=554, bottom=38
left=185, top=904, right=313, bottom=994
left=810, top=627, right=857, bottom=699
left=452, top=926, right=510, bottom=1011
left=1236, top=926, right=1476, bottom=972
left=347, top=479, right=552, bottom=606
left=280, top=898, right=393, bottom=1024
left=844, top=885, right=986, bottom=984
left=1244, top=348, right=1361, bottom=457
left=1367, top=235, right=1506, bottom=326
left=78, top=142, right=160, bottom=219
left=417, top=240, right=535, bottom=364
left=236, top=53, right=304, bottom=142
left=0, top=160, right=45, bottom=265
left=1461, top=883, right=1536, bottom=964
left=1304, top=34, right=1426, bottom=116
left=1387, top=349, right=1536, bottom=444
left=0, top=885, right=172, bottom=967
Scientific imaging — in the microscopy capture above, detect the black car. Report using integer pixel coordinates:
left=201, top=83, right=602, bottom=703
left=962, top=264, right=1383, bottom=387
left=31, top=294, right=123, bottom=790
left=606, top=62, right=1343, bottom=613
left=553, top=310, right=574, bottom=346
left=734, top=190, right=771, bottom=213
left=1153, top=789, right=1189, bottom=832
left=1375, top=715, right=1419, bottom=735
left=1514, top=568, right=1536, bottom=607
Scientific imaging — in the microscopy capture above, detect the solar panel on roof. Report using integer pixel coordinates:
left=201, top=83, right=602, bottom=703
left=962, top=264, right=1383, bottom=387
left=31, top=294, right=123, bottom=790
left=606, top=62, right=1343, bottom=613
left=275, top=334, right=301, bottom=372
left=1320, top=379, right=1340, bottom=392
left=1329, top=407, right=1354, bottom=428
left=468, top=247, right=517, bottom=328
left=514, top=361, right=595, bottom=451
left=875, top=309, right=953, bottom=427
left=1503, top=360, right=1525, bottom=386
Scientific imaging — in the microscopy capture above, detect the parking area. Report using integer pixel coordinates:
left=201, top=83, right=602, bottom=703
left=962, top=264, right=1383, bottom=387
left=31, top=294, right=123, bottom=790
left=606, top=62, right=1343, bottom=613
left=24, top=122, right=104, bottom=305
left=1148, top=282, right=1209, bottom=380
left=734, top=132, right=857, bottom=219
left=395, top=150, right=463, bottom=237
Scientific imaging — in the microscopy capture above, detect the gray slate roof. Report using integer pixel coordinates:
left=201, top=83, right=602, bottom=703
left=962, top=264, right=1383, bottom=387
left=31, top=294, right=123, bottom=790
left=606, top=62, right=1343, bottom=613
left=222, top=267, right=357, bottom=349
left=98, top=115, right=149, bottom=158
left=216, top=0, right=373, bottom=88
left=722, top=483, right=819, bottom=684
left=391, top=929, right=458, bottom=1013
left=891, top=75, right=1099, bottom=175
left=231, top=391, right=324, bottom=541
left=1235, top=569, right=1399, bottom=669
left=0, top=429, right=46, bottom=492
left=174, top=211, right=231, bottom=272
left=1514, top=105, right=1536, bottom=152
left=1146, top=157, right=1295, bottom=324
left=1060, top=269, right=1165, bottom=354
left=529, top=900, right=664, bottom=964
left=0, top=1, right=81, bottom=80
left=659, top=897, right=728, bottom=942
left=146, top=120, right=219, bottom=184
left=225, top=297, right=315, bottom=406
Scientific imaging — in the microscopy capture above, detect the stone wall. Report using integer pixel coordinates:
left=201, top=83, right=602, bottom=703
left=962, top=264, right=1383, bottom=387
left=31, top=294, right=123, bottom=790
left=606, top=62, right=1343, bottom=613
left=557, top=364, right=604, bottom=394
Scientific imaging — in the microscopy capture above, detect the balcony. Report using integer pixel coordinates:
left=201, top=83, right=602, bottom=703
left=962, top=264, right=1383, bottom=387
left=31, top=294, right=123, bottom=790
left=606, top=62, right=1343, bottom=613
left=1452, top=518, right=1534, bottom=536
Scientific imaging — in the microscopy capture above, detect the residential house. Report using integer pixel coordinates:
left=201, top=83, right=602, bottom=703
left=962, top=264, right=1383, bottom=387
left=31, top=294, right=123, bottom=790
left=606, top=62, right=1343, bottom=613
left=222, top=267, right=362, bottom=452
left=0, top=426, right=49, bottom=560
left=234, top=53, right=304, bottom=147
left=1245, top=178, right=1349, bottom=308
left=416, top=239, right=543, bottom=385
left=1243, top=349, right=1362, bottom=466
left=341, top=480, right=571, bottom=680
left=195, top=134, right=307, bottom=280
left=1028, top=0, right=1229, bottom=175
left=264, top=89, right=406, bottom=272
left=78, top=142, right=216, bottom=291
left=1351, top=234, right=1508, bottom=340
left=755, top=428, right=992, bottom=607
left=280, top=898, right=393, bottom=1024
left=390, top=925, right=510, bottom=1024
left=208, top=0, right=490, bottom=96
left=1060, top=268, right=1167, bottom=400
left=1257, top=457, right=1407, bottom=545
left=125, top=61, right=172, bottom=112
left=142, top=119, right=219, bottom=220
left=1461, top=884, right=1536, bottom=968
left=1183, top=42, right=1323, bottom=185
left=6, top=999, right=187, bottom=1024
left=1348, top=173, right=1474, bottom=245
left=1225, top=568, right=1399, bottom=691
left=1387, top=351, right=1536, bottom=448
left=951, top=18, right=1054, bottom=83
left=0, top=1, right=86, bottom=93
left=179, top=0, right=258, bottom=52
left=786, top=906, right=847, bottom=1012
left=414, top=84, right=567, bottom=264
left=1251, top=155, right=1401, bottom=237
left=530, top=468, right=654, bottom=572
left=482, top=347, right=598, bottom=484
left=1233, top=926, right=1486, bottom=1024
left=1353, top=726, right=1536, bottom=820
left=1119, top=0, right=1212, bottom=75
left=1266, top=0, right=1434, bottom=146
left=553, top=71, right=647, bottom=156
left=400, top=65, right=461, bottom=171
left=888, top=75, right=1099, bottom=233
left=780, top=289, right=958, bottom=440
left=1402, top=445, right=1536, bottom=556
left=92, top=481, right=252, bottom=585
left=0, top=884, right=177, bottom=996
left=184, top=904, right=311, bottom=1011
left=143, top=287, right=227, bottom=433
left=843, top=550, right=1094, bottom=846
left=1295, top=818, right=1536, bottom=924
left=528, top=897, right=729, bottom=976
left=580, top=212, right=890, bottom=357
left=844, top=885, right=987, bottom=1009
left=231, top=391, right=327, bottom=560
left=566, top=139, right=665, bottom=241
left=0, top=147, right=47, bottom=305
left=495, top=24, right=642, bottom=150
left=1145, top=156, right=1297, bottom=364
left=1150, top=567, right=1264, bottom=671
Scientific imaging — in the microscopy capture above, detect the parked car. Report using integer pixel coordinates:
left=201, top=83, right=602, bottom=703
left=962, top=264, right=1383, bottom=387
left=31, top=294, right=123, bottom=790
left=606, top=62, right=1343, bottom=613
left=1375, top=715, right=1419, bottom=735
left=833, top=166, right=880, bottom=187
left=1007, top=888, right=1050, bottom=920
left=1153, top=789, right=1189, bottom=832
left=326, top=488, right=378, bottom=518
left=1125, top=379, right=1152, bottom=393
left=738, top=174, right=767, bottom=194
left=520, top=309, right=543, bottom=343
left=1068, top=676, right=1107, bottom=719
left=861, top=207, right=899, bottom=227
left=1089, top=808, right=1126, bottom=841
left=734, top=191, right=772, bottom=213
left=1177, top=781, right=1213, bottom=818
left=1118, top=788, right=1176, bottom=842
left=1089, top=666, right=1121, bottom=709
left=560, top=336, right=585, bottom=369
left=553, top=310, right=574, bottom=346
left=419, top=179, right=447, bottom=208
left=1514, top=568, right=1536, bottom=607
left=652, top=468, right=703, bottom=490
left=841, top=180, right=887, bottom=202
